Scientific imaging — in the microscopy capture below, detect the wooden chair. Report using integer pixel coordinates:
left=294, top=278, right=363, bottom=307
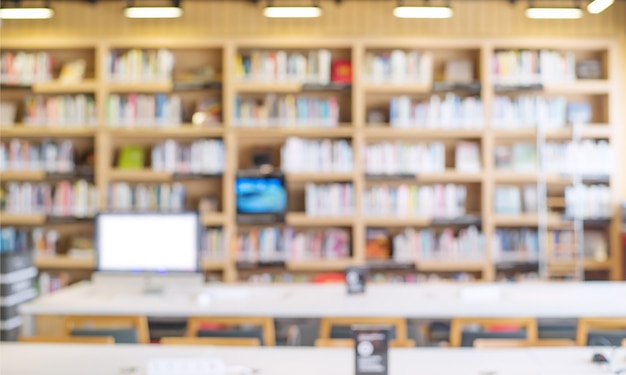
left=160, top=337, right=261, bottom=346
left=185, top=317, right=275, bottom=346
left=576, top=318, right=626, bottom=346
left=318, top=317, right=415, bottom=347
left=64, top=315, right=150, bottom=344
left=449, top=318, right=538, bottom=347
left=622, top=338, right=626, bottom=347
left=314, top=338, right=416, bottom=348
left=473, top=339, right=575, bottom=348
left=18, top=336, right=115, bottom=344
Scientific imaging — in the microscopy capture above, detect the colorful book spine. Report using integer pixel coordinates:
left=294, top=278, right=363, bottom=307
left=305, top=183, right=354, bottom=216
left=363, top=184, right=466, bottom=219
left=0, top=140, right=75, bottom=173
left=107, top=182, right=186, bottom=212
left=393, top=225, right=484, bottom=262
left=107, top=48, right=174, bottom=82
left=363, top=50, right=433, bottom=84
left=3, top=180, right=97, bottom=217
left=388, top=94, right=483, bottom=129
left=281, top=137, right=352, bottom=173
left=365, top=142, right=445, bottom=175
left=151, top=139, right=224, bottom=174
left=234, top=95, right=339, bottom=128
left=237, top=49, right=332, bottom=84
left=22, top=95, right=97, bottom=127
left=492, top=49, right=576, bottom=85
left=106, top=94, right=182, bottom=127
left=0, top=51, right=52, bottom=85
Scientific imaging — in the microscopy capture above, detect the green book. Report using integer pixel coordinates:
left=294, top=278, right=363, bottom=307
left=117, top=145, right=145, bottom=169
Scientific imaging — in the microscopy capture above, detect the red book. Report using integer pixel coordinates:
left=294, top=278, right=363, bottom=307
left=331, top=60, right=352, bottom=83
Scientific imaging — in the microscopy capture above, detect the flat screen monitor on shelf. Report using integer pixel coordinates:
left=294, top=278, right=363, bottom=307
left=95, top=212, right=200, bottom=274
left=235, top=170, right=287, bottom=224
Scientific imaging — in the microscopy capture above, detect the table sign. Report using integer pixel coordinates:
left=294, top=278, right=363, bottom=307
left=353, top=325, right=389, bottom=375
left=346, top=267, right=367, bottom=295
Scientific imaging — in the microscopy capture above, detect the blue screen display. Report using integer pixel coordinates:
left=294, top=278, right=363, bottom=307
left=236, top=177, right=287, bottom=214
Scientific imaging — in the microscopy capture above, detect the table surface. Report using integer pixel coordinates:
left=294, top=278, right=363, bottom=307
left=19, top=281, right=626, bottom=319
left=1, top=343, right=625, bottom=375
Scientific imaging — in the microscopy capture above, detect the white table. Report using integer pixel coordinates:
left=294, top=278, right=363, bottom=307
left=1, top=343, right=625, bottom=375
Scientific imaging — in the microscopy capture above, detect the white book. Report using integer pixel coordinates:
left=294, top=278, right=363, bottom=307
left=390, top=50, right=407, bottom=83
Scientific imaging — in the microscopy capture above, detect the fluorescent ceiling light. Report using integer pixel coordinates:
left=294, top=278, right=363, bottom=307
left=263, top=6, right=322, bottom=18
left=393, top=6, right=454, bottom=19
left=525, top=7, right=583, bottom=19
left=587, top=0, right=614, bottom=14
left=124, top=6, right=183, bottom=18
left=0, top=7, right=54, bottom=19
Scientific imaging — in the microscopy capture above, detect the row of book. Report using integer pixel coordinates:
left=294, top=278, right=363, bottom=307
left=236, top=50, right=333, bottom=84
left=363, top=184, right=467, bottom=218
left=0, top=140, right=75, bottom=173
left=564, top=184, right=611, bottom=219
left=0, top=227, right=58, bottom=256
left=391, top=226, right=485, bottom=263
left=39, top=272, right=70, bottom=296
left=151, top=139, right=225, bottom=174
left=492, top=50, right=576, bottom=85
left=235, top=227, right=350, bottom=263
left=202, top=228, right=225, bottom=260
left=305, top=183, right=354, bottom=216
left=388, top=94, right=484, bottom=129
left=280, top=138, right=353, bottom=173
left=234, top=95, right=340, bottom=127
left=23, top=95, right=97, bottom=127
left=0, top=51, right=53, bottom=85
left=365, top=142, right=445, bottom=175
left=491, top=96, right=586, bottom=129
left=363, top=50, right=433, bottom=84
left=106, top=49, right=174, bottom=82
left=492, top=229, right=540, bottom=262
left=494, top=185, right=538, bottom=214
left=106, top=94, right=182, bottom=127
left=243, top=272, right=476, bottom=284
left=107, top=182, right=186, bottom=212
left=2, top=180, right=98, bottom=217
left=543, top=140, right=613, bottom=175
left=494, top=143, right=537, bottom=172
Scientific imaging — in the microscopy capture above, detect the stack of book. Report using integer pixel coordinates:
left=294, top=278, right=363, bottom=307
left=548, top=230, right=576, bottom=261
left=202, top=228, right=225, bottom=260
left=235, top=227, right=285, bottom=264
left=0, top=51, right=52, bottom=85
left=0, top=140, right=75, bottom=173
left=0, top=227, right=58, bottom=257
left=543, top=140, right=613, bottom=175
left=38, top=272, right=70, bottom=296
left=494, top=185, right=537, bottom=214
left=564, top=184, right=611, bottom=219
left=388, top=94, right=483, bottom=129
left=234, top=95, right=340, bottom=127
left=392, top=226, right=484, bottom=262
left=491, top=95, right=567, bottom=129
left=151, top=139, right=225, bottom=174
left=281, top=137, right=352, bottom=173
left=492, top=229, right=539, bottom=263
left=363, top=184, right=467, bottom=218
left=3, top=180, right=97, bottom=217
left=23, top=95, right=97, bottom=127
left=365, top=142, right=445, bottom=175
left=363, top=50, right=433, bottom=84
left=106, top=49, right=174, bottom=82
left=494, top=143, right=537, bottom=172
left=455, top=142, right=482, bottom=172
left=236, top=49, right=332, bottom=84
left=107, top=182, right=186, bottom=212
left=106, top=94, right=182, bottom=127
left=305, top=183, right=354, bottom=216
left=492, top=50, right=576, bottom=85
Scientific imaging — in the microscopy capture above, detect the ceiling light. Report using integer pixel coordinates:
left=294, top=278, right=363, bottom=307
left=393, top=6, right=454, bottom=18
left=525, top=7, right=583, bottom=19
left=587, top=0, right=614, bottom=14
left=263, top=6, right=322, bottom=18
left=124, top=6, right=183, bottom=18
left=0, top=7, right=54, bottom=19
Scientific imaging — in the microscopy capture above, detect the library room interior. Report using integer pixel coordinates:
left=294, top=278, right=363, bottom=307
left=0, top=0, right=625, bottom=373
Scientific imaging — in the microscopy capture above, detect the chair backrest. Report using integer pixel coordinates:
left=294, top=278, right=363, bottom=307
left=450, top=317, right=538, bottom=347
left=18, top=336, right=115, bottom=344
left=473, top=339, right=575, bottom=348
left=64, top=315, right=150, bottom=344
left=185, top=317, right=275, bottom=346
left=319, top=317, right=408, bottom=342
left=314, top=338, right=415, bottom=348
left=576, top=318, right=626, bottom=346
left=160, top=337, right=261, bottom=347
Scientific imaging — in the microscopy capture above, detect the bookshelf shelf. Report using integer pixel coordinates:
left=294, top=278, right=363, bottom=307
left=107, top=81, right=173, bottom=93
left=362, top=83, right=430, bottom=94
left=493, top=171, right=538, bottom=183
left=543, top=80, right=611, bottom=95
left=417, top=171, right=484, bottom=183
left=34, top=256, right=95, bottom=270
left=233, top=82, right=304, bottom=93
left=286, top=259, right=356, bottom=271
left=493, top=213, right=563, bottom=227
left=364, top=128, right=483, bottom=139
left=364, top=217, right=432, bottom=227
left=0, top=127, right=96, bottom=138
left=492, top=126, right=612, bottom=140
left=285, top=213, right=354, bottom=226
left=107, top=126, right=224, bottom=138
left=108, top=169, right=173, bottom=182
left=286, top=173, right=355, bottom=182
left=201, top=259, right=227, bottom=271
left=0, top=213, right=47, bottom=226
left=233, top=127, right=354, bottom=138
left=32, top=80, right=98, bottom=94
left=0, top=170, right=46, bottom=181
left=417, top=260, right=485, bottom=273
left=201, top=213, right=226, bottom=226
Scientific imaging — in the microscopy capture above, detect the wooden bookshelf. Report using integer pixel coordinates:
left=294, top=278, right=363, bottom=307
left=0, top=37, right=621, bottom=283
left=34, top=256, right=96, bottom=270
